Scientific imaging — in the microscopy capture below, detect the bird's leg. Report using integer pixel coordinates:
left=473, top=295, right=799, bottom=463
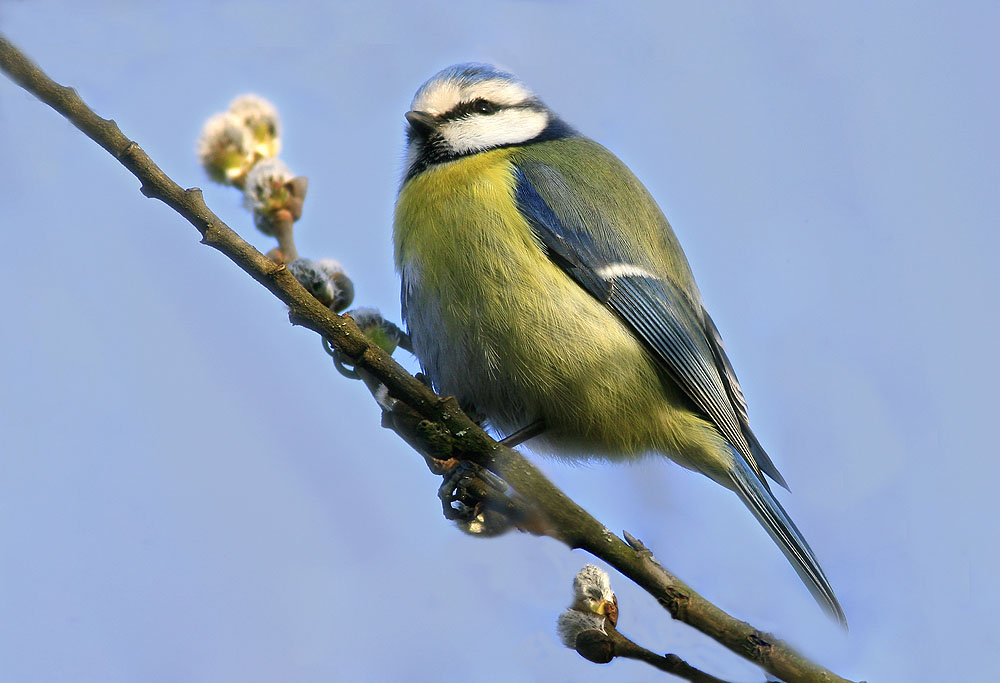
left=499, top=419, right=546, bottom=448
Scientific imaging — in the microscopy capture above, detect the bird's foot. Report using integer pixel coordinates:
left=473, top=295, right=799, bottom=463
left=436, top=460, right=514, bottom=536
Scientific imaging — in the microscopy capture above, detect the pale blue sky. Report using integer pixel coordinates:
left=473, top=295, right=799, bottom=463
left=1, top=2, right=997, bottom=681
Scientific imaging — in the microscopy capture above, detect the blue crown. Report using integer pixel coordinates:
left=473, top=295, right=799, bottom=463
left=414, top=62, right=520, bottom=98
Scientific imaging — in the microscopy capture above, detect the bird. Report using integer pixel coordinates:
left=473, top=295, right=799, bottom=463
left=393, top=63, right=846, bottom=626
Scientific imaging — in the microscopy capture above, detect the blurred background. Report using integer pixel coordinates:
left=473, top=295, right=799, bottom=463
left=1, top=2, right=997, bottom=681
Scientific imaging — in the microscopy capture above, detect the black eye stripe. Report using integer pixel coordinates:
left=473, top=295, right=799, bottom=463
left=471, top=98, right=498, bottom=115
left=438, top=98, right=515, bottom=121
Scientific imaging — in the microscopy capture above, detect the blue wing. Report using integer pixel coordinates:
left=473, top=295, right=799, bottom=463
left=511, top=155, right=849, bottom=625
left=512, top=159, right=787, bottom=491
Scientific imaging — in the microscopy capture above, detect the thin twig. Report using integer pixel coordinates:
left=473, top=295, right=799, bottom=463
left=0, top=33, right=856, bottom=683
left=611, top=629, right=758, bottom=682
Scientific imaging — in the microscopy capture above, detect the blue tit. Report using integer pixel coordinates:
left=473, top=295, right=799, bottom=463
left=393, top=63, right=846, bottom=626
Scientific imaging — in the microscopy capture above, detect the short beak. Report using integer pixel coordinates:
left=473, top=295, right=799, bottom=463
left=405, top=110, right=437, bottom=136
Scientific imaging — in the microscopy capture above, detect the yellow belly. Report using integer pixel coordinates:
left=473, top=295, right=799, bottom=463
left=394, top=148, right=730, bottom=476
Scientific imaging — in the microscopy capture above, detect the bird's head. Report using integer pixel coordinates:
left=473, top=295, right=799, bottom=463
left=402, top=63, right=571, bottom=179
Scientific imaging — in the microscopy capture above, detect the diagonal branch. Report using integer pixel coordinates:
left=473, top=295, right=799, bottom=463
left=0, top=33, right=857, bottom=683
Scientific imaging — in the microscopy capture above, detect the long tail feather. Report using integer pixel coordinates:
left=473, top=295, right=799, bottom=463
left=728, top=456, right=847, bottom=627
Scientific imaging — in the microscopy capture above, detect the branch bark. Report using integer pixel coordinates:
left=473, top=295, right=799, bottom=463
left=0, top=33, right=857, bottom=683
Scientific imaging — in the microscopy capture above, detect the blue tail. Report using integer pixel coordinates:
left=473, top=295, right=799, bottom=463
left=728, top=456, right=847, bottom=627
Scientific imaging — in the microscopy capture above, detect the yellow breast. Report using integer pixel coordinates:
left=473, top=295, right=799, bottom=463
left=393, top=147, right=724, bottom=468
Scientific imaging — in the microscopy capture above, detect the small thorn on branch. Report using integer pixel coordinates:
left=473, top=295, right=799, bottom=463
left=118, top=140, right=138, bottom=159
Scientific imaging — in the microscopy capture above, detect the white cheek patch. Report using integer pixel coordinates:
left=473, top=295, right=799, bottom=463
left=441, top=108, right=549, bottom=154
left=596, top=263, right=658, bottom=280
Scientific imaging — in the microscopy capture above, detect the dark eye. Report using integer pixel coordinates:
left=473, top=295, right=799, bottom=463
left=471, top=99, right=498, bottom=115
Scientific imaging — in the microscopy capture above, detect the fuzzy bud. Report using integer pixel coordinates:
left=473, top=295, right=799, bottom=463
left=228, top=94, right=281, bottom=158
left=243, top=158, right=296, bottom=235
left=315, top=259, right=354, bottom=312
left=571, top=564, right=618, bottom=626
left=197, top=112, right=256, bottom=185
left=556, top=610, right=609, bottom=652
left=288, top=258, right=354, bottom=313
left=350, top=307, right=408, bottom=354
